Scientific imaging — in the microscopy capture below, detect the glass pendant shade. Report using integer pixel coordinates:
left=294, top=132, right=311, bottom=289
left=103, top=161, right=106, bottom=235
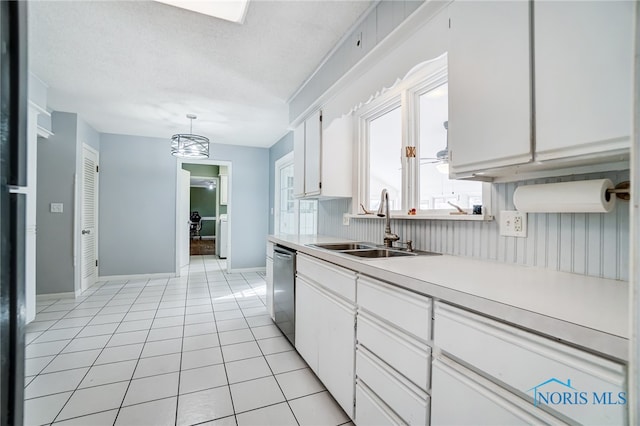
left=171, top=114, right=210, bottom=159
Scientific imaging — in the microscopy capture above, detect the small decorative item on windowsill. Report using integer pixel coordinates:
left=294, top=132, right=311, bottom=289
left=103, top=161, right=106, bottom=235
left=448, top=201, right=468, bottom=215
left=408, top=208, right=417, bottom=215
left=359, top=203, right=375, bottom=215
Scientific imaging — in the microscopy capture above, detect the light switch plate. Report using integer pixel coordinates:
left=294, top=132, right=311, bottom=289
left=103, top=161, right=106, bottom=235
left=500, top=210, right=527, bottom=237
left=343, top=214, right=350, bottom=226
left=50, top=203, right=63, bottom=213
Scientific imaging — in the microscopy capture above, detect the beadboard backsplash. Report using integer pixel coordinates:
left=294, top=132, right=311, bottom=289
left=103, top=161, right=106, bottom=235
left=318, top=171, right=630, bottom=281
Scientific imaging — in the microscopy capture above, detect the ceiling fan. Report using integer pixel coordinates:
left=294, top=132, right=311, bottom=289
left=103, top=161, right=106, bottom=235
left=419, top=120, right=449, bottom=174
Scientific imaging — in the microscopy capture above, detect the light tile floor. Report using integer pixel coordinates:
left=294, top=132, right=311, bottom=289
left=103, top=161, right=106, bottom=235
left=25, top=256, right=352, bottom=426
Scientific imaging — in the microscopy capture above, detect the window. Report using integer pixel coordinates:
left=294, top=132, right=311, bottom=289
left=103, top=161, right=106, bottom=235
left=275, top=153, right=317, bottom=235
left=358, top=56, right=483, bottom=215
left=415, top=82, right=482, bottom=211
left=367, top=104, right=403, bottom=211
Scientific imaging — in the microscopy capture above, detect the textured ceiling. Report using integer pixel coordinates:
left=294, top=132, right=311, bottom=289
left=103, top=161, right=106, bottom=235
left=28, top=1, right=371, bottom=147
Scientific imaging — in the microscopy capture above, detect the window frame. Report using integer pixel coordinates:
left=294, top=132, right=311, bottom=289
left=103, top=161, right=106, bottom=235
left=274, top=152, right=318, bottom=235
left=355, top=56, right=489, bottom=217
left=357, top=94, right=405, bottom=213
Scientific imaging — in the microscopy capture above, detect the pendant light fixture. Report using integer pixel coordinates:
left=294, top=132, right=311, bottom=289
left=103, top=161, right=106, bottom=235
left=171, top=114, right=210, bottom=159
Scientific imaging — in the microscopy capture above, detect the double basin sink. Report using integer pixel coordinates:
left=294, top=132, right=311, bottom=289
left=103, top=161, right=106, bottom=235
left=309, top=242, right=441, bottom=259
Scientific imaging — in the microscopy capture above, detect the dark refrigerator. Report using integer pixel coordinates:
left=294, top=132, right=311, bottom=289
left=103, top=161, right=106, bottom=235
left=0, top=1, right=28, bottom=425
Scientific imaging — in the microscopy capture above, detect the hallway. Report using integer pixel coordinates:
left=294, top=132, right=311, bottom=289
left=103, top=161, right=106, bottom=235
left=24, top=256, right=351, bottom=425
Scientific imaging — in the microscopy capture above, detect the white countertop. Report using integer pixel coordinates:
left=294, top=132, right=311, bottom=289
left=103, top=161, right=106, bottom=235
left=269, top=234, right=629, bottom=361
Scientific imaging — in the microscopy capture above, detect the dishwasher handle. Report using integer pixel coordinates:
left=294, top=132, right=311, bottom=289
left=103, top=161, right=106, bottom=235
left=274, top=248, right=294, bottom=260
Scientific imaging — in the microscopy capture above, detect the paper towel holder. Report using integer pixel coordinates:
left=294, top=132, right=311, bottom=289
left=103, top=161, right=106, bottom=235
left=607, top=181, right=631, bottom=201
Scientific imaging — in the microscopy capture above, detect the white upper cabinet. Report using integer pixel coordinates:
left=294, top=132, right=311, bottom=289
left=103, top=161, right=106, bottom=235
left=294, top=110, right=321, bottom=197
left=534, top=0, right=634, bottom=162
left=304, top=110, right=322, bottom=196
left=448, top=0, right=532, bottom=175
left=293, top=122, right=306, bottom=197
left=294, top=110, right=353, bottom=199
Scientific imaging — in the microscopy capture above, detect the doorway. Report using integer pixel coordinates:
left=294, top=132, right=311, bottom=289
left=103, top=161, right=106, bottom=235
left=175, top=159, right=231, bottom=275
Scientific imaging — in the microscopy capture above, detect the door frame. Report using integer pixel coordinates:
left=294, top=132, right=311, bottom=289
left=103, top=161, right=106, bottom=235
left=75, top=143, right=99, bottom=294
left=175, top=159, right=232, bottom=275
left=274, top=151, right=295, bottom=235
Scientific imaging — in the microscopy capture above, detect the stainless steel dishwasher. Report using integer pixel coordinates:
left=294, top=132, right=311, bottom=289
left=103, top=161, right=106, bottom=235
left=273, top=245, right=296, bottom=345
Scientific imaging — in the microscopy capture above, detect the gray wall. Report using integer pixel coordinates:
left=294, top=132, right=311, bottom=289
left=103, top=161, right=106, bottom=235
left=99, top=133, right=177, bottom=276
left=98, top=135, right=270, bottom=275
left=77, top=117, right=100, bottom=152
left=268, top=132, right=294, bottom=234
left=36, top=112, right=78, bottom=294
left=209, top=143, right=270, bottom=269
left=289, top=0, right=424, bottom=122
left=319, top=170, right=630, bottom=281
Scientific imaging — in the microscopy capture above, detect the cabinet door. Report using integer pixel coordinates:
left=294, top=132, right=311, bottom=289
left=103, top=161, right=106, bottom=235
left=295, top=275, right=356, bottom=419
left=534, top=1, right=633, bottom=161
left=448, top=0, right=532, bottom=174
left=316, top=286, right=356, bottom=419
left=293, top=122, right=305, bottom=198
left=304, top=110, right=322, bottom=196
left=265, top=257, right=274, bottom=320
left=294, top=277, right=319, bottom=372
left=431, top=357, right=560, bottom=425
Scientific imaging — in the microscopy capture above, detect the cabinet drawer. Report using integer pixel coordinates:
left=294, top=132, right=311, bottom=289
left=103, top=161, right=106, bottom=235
left=297, top=254, right=356, bottom=302
left=356, top=381, right=405, bottom=426
left=358, top=312, right=430, bottom=391
left=266, top=241, right=274, bottom=259
left=431, top=356, right=561, bottom=425
left=434, top=302, right=626, bottom=425
left=358, top=276, right=431, bottom=341
left=356, top=346, right=429, bottom=425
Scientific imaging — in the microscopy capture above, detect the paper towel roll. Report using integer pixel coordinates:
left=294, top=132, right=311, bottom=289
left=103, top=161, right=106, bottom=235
left=513, top=179, right=616, bottom=213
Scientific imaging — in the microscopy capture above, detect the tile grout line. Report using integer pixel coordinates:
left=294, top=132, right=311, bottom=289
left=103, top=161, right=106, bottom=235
left=34, top=282, right=131, bottom=424
left=173, top=256, right=194, bottom=426
left=48, top=278, right=152, bottom=424
left=28, top=257, right=345, bottom=426
left=230, top=271, right=302, bottom=425
left=203, top=255, right=239, bottom=426
left=25, top=282, right=125, bottom=411
left=112, top=275, right=175, bottom=425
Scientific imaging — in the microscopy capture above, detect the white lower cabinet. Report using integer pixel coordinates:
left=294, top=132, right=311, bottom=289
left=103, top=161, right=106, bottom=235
left=356, top=276, right=432, bottom=425
left=295, top=255, right=356, bottom=419
left=433, top=302, right=627, bottom=425
left=431, top=356, right=559, bottom=425
left=356, top=380, right=406, bottom=426
left=288, top=250, right=627, bottom=426
left=357, top=347, right=430, bottom=425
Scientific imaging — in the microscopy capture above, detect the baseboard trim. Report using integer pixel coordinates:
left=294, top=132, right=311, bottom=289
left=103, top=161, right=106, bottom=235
left=97, top=272, right=177, bottom=282
left=229, top=267, right=267, bottom=273
left=37, top=292, right=76, bottom=300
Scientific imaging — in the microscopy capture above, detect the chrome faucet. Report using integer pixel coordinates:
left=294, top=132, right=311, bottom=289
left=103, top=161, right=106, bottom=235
left=376, top=188, right=399, bottom=248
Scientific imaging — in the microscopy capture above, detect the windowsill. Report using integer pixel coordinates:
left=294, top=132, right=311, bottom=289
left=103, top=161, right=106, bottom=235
left=346, top=213, right=494, bottom=221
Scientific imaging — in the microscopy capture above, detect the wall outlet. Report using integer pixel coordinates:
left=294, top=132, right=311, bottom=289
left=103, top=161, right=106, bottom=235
left=343, top=214, right=350, bottom=226
left=50, top=203, right=63, bottom=213
left=500, top=210, right=527, bottom=237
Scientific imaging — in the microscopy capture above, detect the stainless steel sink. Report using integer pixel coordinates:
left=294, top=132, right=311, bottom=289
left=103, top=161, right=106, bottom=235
left=308, top=242, right=442, bottom=259
left=310, top=242, right=376, bottom=251
left=342, top=249, right=417, bottom=258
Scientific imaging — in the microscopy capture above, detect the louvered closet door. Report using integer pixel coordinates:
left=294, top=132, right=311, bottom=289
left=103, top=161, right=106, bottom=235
left=81, top=146, right=98, bottom=292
